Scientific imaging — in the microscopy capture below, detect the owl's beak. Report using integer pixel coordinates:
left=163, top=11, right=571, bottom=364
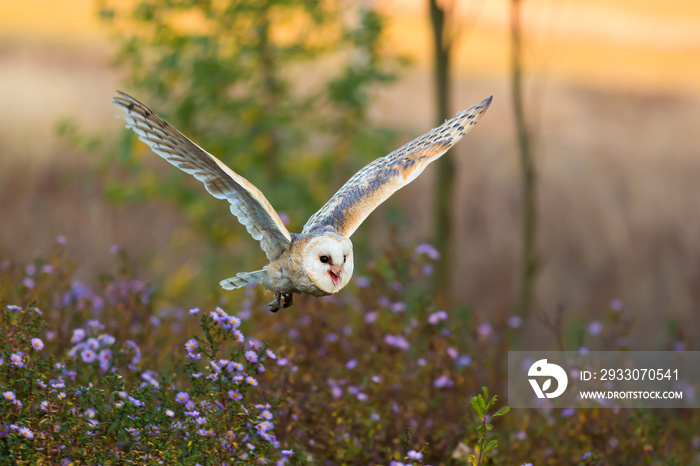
left=328, top=266, right=343, bottom=286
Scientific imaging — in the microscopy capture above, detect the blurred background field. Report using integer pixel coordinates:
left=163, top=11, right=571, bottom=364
left=1, top=0, right=699, bottom=346
left=2, top=0, right=700, bottom=464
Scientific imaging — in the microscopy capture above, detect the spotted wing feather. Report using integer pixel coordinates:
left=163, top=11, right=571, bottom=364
left=302, top=96, right=493, bottom=237
left=112, top=91, right=291, bottom=260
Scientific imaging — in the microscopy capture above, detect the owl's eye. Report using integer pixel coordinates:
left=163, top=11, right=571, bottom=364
left=343, top=255, right=347, bottom=263
left=320, top=256, right=330, bottom=263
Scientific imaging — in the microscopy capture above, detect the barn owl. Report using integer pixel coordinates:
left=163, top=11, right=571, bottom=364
left=113, top=91, right=491, bottom=312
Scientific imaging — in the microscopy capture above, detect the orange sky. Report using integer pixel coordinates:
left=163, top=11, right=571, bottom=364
left=1, top=0, right=699, bottom=95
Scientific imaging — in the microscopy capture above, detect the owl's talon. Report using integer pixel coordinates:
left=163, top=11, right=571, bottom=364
left=268, top=294, right=281, bottom=313
left=282, top=293, right=293, bottom=309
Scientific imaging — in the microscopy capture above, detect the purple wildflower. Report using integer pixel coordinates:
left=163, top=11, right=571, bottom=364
left=71, top=329, right=85, bottom=343
left=185, top=339, right=198, bottom=352
left=457, top=355, right=472, bottom=368
left=356, top=276, right=370, bottom=287
left=391, top=302, right=406, bottom=313
left=428, top=310, right=448, bottom=325
left=31, top=338, right=44, bottom=351
left=10, top=353, right=24, bottom=367
left=508, top=315, right=523, bottom=328
left=81, top=349, right=96, bottom=363
left=245, top=350, right=258, bottom=363
left=230, top=362, right=244, bottom=372
left=384, top=334, right=409, bottom=350
left=256, top=420, right=273, bottom=433
left=477, top=323, right=492, bottom=336
left=415, top=243, right=440, bottom=260
left=433, top=375, right=453, bottom=388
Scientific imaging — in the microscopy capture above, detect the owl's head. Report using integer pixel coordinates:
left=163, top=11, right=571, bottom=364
left=303, top=234, right=354, bottom=294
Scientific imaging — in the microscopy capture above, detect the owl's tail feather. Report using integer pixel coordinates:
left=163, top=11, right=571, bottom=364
left=220, top=270, right=266, bottom=290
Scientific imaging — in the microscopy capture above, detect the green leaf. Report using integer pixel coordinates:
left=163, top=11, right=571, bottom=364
left=493, top=406, right=510, bottom=417
left=487, top=395, right=498, bottom=410
left=470, top=396, right=485, bottom=418
left=484, top=439, right=498, bottom=454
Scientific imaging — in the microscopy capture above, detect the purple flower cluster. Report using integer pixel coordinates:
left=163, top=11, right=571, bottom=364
left=383, top=334, right=410, bottom=350
left=67, top=326, right=115, bottom=371
left=210, top=306, right=242, bottom=331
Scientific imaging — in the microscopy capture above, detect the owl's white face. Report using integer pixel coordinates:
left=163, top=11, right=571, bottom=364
left=303, top=235, right=354, bottom=294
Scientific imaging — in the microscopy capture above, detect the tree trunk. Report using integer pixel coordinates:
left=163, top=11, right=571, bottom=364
left=509, top=0, right=538, bottom=316
left=429, top=0, right=455, bottom=304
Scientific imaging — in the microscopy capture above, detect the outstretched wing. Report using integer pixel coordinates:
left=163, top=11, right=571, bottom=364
left=302, top=96, right=492, bottom=237
left=112, top=91, right=291, bottom=260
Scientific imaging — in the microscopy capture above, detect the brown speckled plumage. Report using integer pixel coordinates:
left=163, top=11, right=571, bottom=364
left=112, top=91, right=492, bottom=311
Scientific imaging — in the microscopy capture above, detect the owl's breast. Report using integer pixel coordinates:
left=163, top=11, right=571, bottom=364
left=264, top=247, right=329, bottom=297
left=284, top=256, right=330, bottom=297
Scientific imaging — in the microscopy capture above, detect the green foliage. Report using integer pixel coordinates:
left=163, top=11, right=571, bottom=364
left=91, top=0, right=403, bottom=298
left=467, top=387, right=509, bottom=466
